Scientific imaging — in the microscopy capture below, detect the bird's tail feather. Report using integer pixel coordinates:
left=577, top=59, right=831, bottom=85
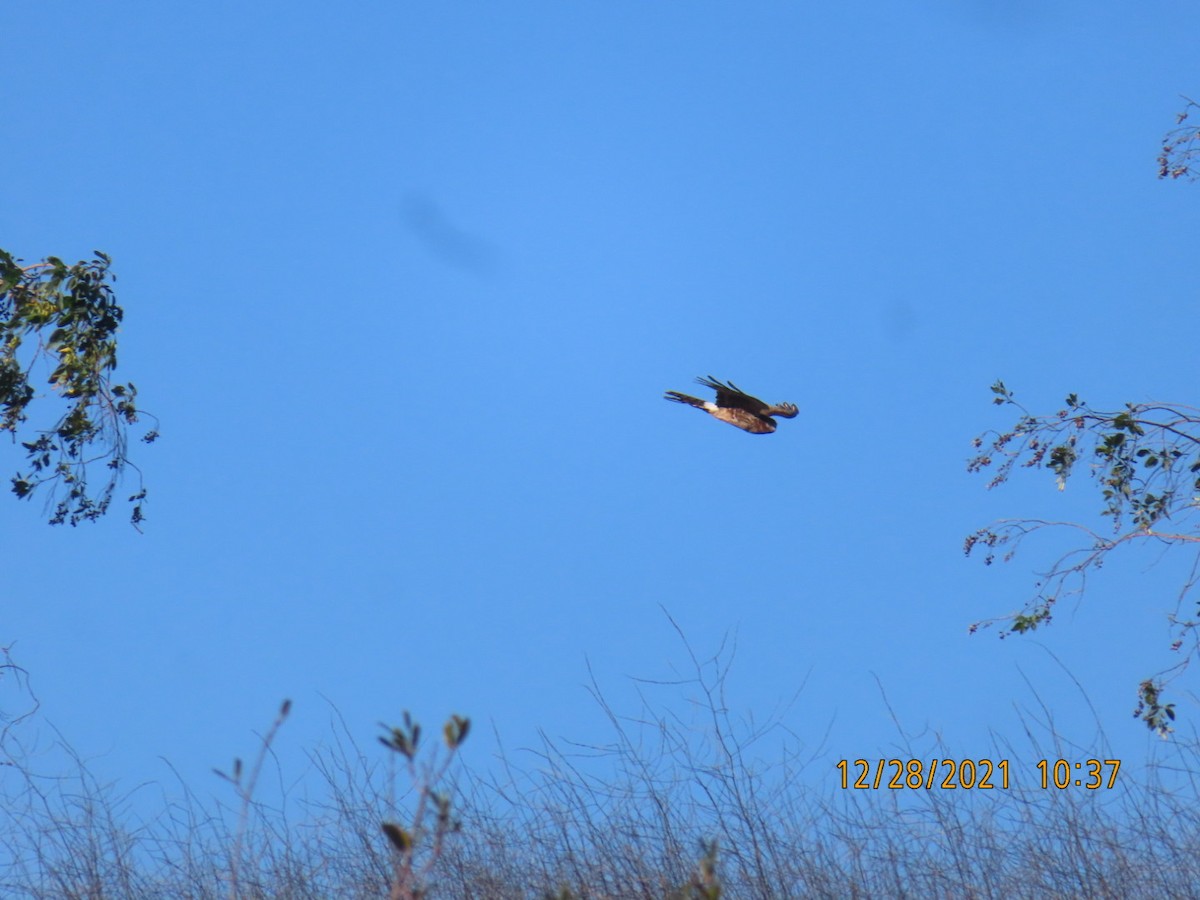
left=664, top=391, right=706, bottom=409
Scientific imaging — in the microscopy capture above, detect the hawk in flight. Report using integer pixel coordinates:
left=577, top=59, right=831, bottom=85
left=664, top=376, right=798, bottom=435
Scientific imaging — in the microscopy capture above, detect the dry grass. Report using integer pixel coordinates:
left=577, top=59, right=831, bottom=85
left=2, top=639, right=1199, bottom=899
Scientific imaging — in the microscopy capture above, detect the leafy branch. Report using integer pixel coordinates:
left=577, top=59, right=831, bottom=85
left=967, top=381, right=1200, bottom=736
left=1158, top=96, right=1200, bottom=181
left=0, top=249, right=157, bottom=528
left=378, top=711, right=470, bottom=900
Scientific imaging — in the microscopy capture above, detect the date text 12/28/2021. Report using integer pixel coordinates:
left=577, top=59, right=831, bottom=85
left=835, top=759, right=1121, bottom=791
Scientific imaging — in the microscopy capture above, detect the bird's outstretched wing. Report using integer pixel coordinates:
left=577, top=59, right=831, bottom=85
left=695, top=376, right=771, bottom=415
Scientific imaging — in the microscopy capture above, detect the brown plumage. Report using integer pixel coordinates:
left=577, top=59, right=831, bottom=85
left=664, top=376, right=798, bottom=434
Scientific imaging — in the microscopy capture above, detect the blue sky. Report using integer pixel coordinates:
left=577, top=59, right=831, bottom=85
left=6, top=1, right=1200, bottom=804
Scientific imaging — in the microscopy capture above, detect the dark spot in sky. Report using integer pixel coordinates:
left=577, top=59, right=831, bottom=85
left=883, top=300, right=918, bottom=340
left=401, top=193, right=499, bottom=276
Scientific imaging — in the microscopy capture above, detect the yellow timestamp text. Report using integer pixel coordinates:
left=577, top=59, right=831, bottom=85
left=1036, top=758, right=1121, bottom=789
left=836, top=758, right=1009, bottom=790
left=834, top=758, right=1122, bottom=790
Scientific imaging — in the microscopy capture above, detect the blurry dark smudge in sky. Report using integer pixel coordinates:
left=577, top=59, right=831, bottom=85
left=401, top=193, right=500, bottom=276
left=883, top=299, right=918, bottom=341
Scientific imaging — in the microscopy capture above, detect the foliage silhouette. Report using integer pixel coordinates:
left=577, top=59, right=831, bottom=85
left=968, top=382, right=1200, bottom=735
left=4, top=637, right=1200, bottom=898
left=1, top=249, right=156, bottom=528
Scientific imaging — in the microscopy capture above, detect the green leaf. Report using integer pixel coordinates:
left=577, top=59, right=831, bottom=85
left=381, top=822, right=412, bottom=852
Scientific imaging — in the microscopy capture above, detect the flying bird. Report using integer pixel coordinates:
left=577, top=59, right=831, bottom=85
left=664, top=376, right=798, bottom=435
